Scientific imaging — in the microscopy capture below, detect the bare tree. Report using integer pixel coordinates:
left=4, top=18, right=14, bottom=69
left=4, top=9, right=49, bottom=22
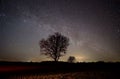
left=68, top=56, right=76, bottom=63
left=39, top=32, right=69, bottom=62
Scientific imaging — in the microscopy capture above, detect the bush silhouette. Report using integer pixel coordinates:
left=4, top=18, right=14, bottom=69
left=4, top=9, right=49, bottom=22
left=68, top=56, right=76, bottom=63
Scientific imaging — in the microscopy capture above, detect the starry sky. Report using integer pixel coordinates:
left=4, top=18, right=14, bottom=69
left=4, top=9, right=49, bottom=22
left=0, top=0, right=120, bottom=62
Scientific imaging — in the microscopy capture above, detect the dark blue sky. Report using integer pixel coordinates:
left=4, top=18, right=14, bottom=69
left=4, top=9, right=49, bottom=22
left=0, top=0, right=120, bottom=62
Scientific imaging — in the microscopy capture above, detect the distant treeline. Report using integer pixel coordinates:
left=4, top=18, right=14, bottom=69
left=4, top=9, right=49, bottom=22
left=0, top=61, right=120, bottom=64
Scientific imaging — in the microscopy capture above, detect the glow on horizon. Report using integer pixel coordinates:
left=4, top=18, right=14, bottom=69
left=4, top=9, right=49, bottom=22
left=1, top=0, right=120, bottom=62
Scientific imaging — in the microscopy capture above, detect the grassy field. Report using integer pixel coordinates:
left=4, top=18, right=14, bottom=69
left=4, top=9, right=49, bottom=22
left=9, top=71, right=119, bottom=79
left=0, top=62, right=120, bottom=79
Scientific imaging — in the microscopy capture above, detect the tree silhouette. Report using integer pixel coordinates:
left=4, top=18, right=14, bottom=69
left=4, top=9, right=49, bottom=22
left=39, top=32, right=69, bottom=62
left=68, top=56, right=76, bottom=63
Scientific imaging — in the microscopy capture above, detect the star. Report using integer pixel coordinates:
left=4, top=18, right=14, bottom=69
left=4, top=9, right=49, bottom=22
left=117, top=29, right=120, bottom=33
left=23, top=19, right=27, bottom=23
left=1, top=0, right=120, bottom=62
left=0, top=13, right=6, bottom=17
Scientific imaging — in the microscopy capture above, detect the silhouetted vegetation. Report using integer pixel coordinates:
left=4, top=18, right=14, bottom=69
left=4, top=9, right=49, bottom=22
left=39, top=32, right=69, bottom=62
left=67, top=56, right=76, bottom=63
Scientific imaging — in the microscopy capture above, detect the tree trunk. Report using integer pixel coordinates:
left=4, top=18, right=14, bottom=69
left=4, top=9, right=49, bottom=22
left=54, top=57, right=58, bottom=62
left=54, top=59, right=57, bottom=62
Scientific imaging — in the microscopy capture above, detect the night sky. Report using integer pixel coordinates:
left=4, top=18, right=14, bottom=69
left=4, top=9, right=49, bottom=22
left=0, top=0, right=120, bottom=62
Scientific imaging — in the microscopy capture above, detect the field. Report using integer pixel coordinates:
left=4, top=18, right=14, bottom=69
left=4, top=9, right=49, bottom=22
left=8, top=71, right=120, bottom=79
left=0, top=62, right=120, bottom=79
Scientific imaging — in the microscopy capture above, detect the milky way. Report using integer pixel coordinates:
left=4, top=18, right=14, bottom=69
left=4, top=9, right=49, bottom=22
left=0, top=0, right=120, bottom=62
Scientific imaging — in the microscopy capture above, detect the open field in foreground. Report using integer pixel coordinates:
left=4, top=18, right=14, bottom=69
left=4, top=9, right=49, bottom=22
left=8, top=71, right=120, bottom=79
left=0, top=62, right=120, bottom=79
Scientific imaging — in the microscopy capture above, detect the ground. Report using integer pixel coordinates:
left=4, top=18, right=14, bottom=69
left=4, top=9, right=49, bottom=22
left=0, top=61, right=120, bottom=79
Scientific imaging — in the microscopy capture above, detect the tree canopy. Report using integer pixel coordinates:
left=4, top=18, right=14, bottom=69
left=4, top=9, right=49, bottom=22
left=68, top=56, right=76, bottom=63
left=40, top=32, right=69, bottom=61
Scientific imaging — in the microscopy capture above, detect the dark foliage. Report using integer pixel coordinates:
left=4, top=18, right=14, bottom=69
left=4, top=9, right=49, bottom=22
left=68, top=56, right=76, bottom=63
left=39, top=32, right=69, bottom=61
